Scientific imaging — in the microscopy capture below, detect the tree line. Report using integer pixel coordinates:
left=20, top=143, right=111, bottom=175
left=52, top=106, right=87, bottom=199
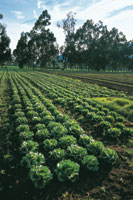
left=0, top=10, right=133, bottom=71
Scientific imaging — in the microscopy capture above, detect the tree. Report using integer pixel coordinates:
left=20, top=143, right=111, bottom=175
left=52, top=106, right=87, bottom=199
left=13, top=32, right=30, bottom=68
left=0, top=14, right=11, bottom=66
left=57, top=11, right=77, bottom=69
left=31, top=10, right=58, bottom=68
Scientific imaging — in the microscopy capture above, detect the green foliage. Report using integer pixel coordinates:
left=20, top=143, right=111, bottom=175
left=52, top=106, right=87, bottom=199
left=79, top=134, right=95, bottom=147
left=36, top=129, right=50, bottom=140
left=49, top=148, right=66, bottom=161
left=15, top=117, right=28, bottom=125
left=86, top=141, right=104, bottom=156
left=50, top=124, right=68, bottom=138
left=114, top=122, right=125, bottom=130
left=55, top=160, right=80, bottom=182
left=20, top=140, right=39, bottom=154
left=21, top=152, right=45, bottom=168
left=41, top=115, right=55, bottom=125
left=19, top=131, right=34, bottom=142
left=27, top=111, right=38, bottom=118
left=67, top=145, right=87, bottom=162
left=29, top=165, right=53, bottom=189
left=107, top=128, right=121, bottom=138
left=104, top=115, right=115, bottom=123
left=43, top=139, right=58, bottom=151
left=16, top=124, right=30, bottom=133
left=100, top=148, right=118, bottom=165
left=59, top=135, right=77, bottom=149
left=35, top=124, right=46, bottom=131
left=82, top=155, right=99, bottom=171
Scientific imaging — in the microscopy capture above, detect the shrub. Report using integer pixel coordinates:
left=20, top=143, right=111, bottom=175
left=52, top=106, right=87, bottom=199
left=29, top=165, right=53, bottom=189
left=43, top=139, right=58, bottom=151
left=20, top=140, right=39, bottom=154
left=21, top=152, right=45, bottom=168
left=59, top=135, right=77, bottom=149
left=107, top=128, right=121, bottom=138
left=55, top=160, right=80, bottom=182
left=82, top=155, right=99, bottom=171
left=49, top=148, right=66, bottom=161
left=67, top=145, right=87, bottom=162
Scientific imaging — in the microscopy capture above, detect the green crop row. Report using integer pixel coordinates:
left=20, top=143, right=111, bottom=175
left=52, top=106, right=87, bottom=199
left=8, top=72, right=118, bottom=189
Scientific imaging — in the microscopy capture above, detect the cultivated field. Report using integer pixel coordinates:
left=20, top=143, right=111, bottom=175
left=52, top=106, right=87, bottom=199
left=0, top=68, right=133, bottom=200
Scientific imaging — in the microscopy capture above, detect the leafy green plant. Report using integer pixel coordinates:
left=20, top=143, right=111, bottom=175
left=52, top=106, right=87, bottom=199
left=107, top=128, right=121, bottom=138
left=59, top=135, right=77, bottom=149
left=20, top=140, right=39, bottom=154
left=15, top=117, right=28, bottom=126
left=114, top=122, right=125, bottom=130
left=104, top=115, right=115, bottom=123
left=21, top=152, right=45, bottom=168
left=26, top=111, right=38, bottom=118
left=14, top=111, right=25, bottom=118
left=47, top=122, right=59, bottom=131
left=40, top=110, right=51, bottom=118
left=56, top=114, right=69, bottom=123
left=35, top=124, right=46, bottom=131
left=16, top=125, right=30, bottom=133
left=36, top=129, right=50, bottom=140
left=79, top=134, right=95, bottom=147
left=31, top=116, right=41, bottom=125
left=50, top=124, right=68, bottom=138
left=116, top=116, right=125, bottom=123
left=87, top=141, right=105, bottom=156
left=100, top=148, right=118, bottom=165
left=43, top=139, right=58, bottom=151
left=41, top=115, right=55, bottom=125
left=29, top=165, right=53, bottom=189
left=82, top=155, right=99, bottom=171
left=67, top=145, right=87, bottom=162
left=19, top=131, right=34, bottom=142
left=49, top=148, right=66, bottom=161
left=55, top=160, right=80, bottom=182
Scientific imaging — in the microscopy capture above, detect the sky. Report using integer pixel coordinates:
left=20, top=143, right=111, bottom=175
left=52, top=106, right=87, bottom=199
left=0, top=0, right=133, bottom=51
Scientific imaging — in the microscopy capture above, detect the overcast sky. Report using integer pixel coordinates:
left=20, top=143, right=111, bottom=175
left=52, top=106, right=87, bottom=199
left=0, top=0, right=133, bottom=51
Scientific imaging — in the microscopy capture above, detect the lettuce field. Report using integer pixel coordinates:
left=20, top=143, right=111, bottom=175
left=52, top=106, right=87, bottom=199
left=0, top=68, right=133, bottom=200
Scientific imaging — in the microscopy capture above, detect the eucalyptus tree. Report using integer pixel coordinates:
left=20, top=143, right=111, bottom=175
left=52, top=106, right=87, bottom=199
left=57, top=11, right=77, bottom=69
left=31, top=10, right=58, bottom=68
left=0, top=13, right=11, bottom=66
left=13, top=32, right=30, bottom=68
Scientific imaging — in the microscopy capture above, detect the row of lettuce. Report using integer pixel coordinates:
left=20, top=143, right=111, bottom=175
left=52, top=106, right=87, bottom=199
left=9, top=72, right=118, bottom=189
left=18, top=71, right=133, bottom=143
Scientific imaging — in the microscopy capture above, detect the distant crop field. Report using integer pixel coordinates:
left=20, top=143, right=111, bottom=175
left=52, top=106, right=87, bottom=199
left=47, top=71, right=133, bottom=95
left=0, top=68, right=133, bottom=200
